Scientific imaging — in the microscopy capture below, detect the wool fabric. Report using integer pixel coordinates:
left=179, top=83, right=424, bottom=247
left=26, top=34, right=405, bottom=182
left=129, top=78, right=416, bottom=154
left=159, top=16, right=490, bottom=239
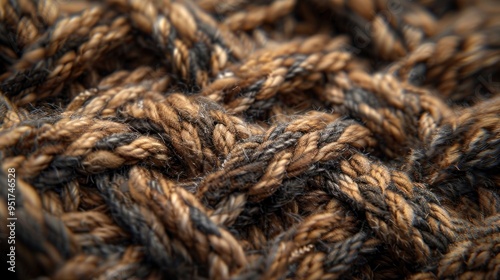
left=0, top=0, right=500, bottom=279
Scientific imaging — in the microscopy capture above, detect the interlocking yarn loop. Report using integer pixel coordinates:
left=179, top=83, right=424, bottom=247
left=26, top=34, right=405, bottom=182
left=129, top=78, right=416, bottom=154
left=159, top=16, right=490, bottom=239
left=0, top=0, right=500, bottom=279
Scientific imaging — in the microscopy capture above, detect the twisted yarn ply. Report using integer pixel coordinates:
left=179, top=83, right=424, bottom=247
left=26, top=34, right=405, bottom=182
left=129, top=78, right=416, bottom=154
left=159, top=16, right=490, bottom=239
left=0, top=0, right=500, bottom=279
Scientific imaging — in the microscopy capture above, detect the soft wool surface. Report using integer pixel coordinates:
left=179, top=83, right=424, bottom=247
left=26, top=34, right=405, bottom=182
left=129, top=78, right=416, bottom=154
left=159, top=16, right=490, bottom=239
left=0, top=0, right=500, bottom=279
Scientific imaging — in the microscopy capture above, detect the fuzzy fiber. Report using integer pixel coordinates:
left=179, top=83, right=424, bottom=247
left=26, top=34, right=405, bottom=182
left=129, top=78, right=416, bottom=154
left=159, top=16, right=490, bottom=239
left=1, top=0, right=500, bottom=279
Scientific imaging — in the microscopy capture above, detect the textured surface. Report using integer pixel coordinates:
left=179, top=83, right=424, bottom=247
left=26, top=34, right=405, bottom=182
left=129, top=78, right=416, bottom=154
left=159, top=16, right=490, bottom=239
left=0, top=0, right=499, bottom=279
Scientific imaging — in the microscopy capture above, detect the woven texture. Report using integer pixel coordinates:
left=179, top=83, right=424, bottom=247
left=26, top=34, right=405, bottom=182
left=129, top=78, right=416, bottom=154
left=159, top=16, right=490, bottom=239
left=1, top=0, right=500, bottom=279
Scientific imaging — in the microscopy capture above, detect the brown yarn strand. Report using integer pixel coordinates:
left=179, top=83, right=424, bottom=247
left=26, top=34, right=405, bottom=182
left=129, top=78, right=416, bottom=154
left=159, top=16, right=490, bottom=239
left=0, top=0, right=499, bottom=279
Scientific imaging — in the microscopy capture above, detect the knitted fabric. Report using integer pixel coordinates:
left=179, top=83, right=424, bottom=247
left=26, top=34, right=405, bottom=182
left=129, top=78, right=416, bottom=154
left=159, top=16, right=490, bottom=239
left=0, top=0, right=499, bottom=279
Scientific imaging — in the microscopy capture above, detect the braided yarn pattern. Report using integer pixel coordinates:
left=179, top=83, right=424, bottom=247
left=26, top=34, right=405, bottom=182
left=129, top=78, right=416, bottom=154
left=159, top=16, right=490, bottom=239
left=0, top=0, right=499, bottom=279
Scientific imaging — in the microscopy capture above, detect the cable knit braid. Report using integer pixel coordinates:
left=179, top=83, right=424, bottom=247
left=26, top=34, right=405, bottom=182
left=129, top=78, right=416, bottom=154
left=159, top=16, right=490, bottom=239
left=0, top=0, right=499, bottom=279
